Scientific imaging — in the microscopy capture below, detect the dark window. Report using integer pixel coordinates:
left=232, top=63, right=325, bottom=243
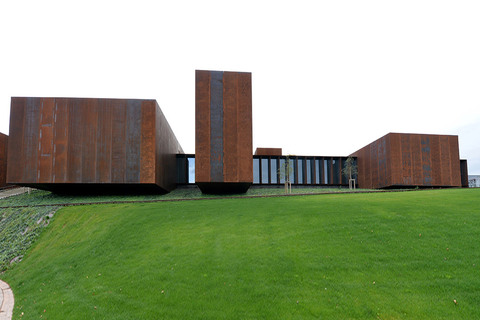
left=270, top=159, right=278, bottom=184
left=341, top=158, right=347, bottom=184
left=253, top=158, right=260, bottom=184
left=177, top=157, right=187, bottom=183
left=315, top=159, right=320, bottom=184
left=333, top=158, right=340, bottom=184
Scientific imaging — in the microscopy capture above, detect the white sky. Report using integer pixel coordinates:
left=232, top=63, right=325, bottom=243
left=1, top=0, right=479, bottom=173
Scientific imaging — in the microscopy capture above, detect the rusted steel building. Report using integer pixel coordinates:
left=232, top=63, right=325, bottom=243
left=195, top=70, right=253, bottom=193
left=350, top=133, right=463, bottom=189
left=7, top=97, right=183, bottom=193
left=3, top=71, right=470, bottom=194
left=0, top=133, right=7, bottom=187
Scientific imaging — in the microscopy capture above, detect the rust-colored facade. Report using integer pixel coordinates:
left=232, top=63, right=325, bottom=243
left=460, top=159, right=469, bottom=188
left=350, top=133, right=462, bottom=189
left=195, top=70, right=253, bottom=193
left=7, top=97, right=183, bottom=193
left=254, top=148, right=282, bottom=156
left=0, top=133, right=7, bottom=187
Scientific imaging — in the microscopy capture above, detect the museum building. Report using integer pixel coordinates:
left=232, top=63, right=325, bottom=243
left=0, top=70, right=469, bottom=193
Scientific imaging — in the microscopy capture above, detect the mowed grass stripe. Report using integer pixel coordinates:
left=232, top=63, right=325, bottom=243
left=4, top=189, right=480, bottom=319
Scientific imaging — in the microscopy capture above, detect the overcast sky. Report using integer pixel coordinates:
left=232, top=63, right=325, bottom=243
left=1, top=0, right=479, bottom=174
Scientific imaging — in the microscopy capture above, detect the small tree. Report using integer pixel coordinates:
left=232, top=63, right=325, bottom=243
left=278, top=155, right=293, bottom=194
left=342, top=157, right=358, bottom=190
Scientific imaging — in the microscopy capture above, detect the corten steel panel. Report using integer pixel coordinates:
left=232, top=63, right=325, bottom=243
left=351, top=133, right=462, bottom=189
left=210, top=71, right=224, bottom=182
left=460, top=159, right=468, bottom=187
left=254, top=148, right=282, bottom=156
left=53, top=98, right=69, bottom=182
left=24, top=97, right=40, bottom=182
left=140, top=100, right=156, bottom=182
left=126, top=100, right=142, bottom=182
left=223, top=71, right=238, bottom=183
left=195, top=70, right=253, bottom=193
left=236, top=72, right=253, bottom=184
left=111, top=99, right=127, bottom=183
left=195, top=70, right=211, bottom=183
left=439, top=135, right=451, bottom=186
left=155, top=101, right=184, bottom=191
left=38, top=98, right=54, bottom=183
left=7, top=98, right=25, bottom=183
left=95, top=99, right=112, bottom=183
left=0, top=133, right=8, bottom=187
left=7, top=97, right=183, bottom=193
left=448, top=137, right=462, bottom=185
left=389, top=133, right=401, bottom=186
left=411, top=135, right=423, bottom=185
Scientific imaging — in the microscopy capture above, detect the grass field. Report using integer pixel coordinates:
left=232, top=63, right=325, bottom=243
left=2, top=188, right=480, bottom=319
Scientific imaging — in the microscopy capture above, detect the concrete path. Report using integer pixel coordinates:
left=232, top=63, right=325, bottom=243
left=0, top=280, right=15, bottom=320
left=0, top=280, right=14, bottom=320
left=0, top=187, right=29, bottom=200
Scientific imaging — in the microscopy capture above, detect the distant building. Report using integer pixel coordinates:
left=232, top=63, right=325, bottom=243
left=469, top=175, right=480, bottom=188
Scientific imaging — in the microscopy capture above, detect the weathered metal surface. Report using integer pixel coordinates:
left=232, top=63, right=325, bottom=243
left=460, top=159, right=468, bottom=188
left=351, top=133, right=462, bottom=188
left=195, top=70, right=211, bottom=183
left=236, top=72, right=253, bottom=184
left=0, top=133, right=7, bottom=187
left=254, top=148, right=282, bottom=156
left=223, top=71, right=238, bottom=183
left=7, top=97, right=183, bottom=193
left=155, top=103, right=184, bottom=191
left=210, top=71, right=224, bottom=182
left=195, top=70, right=253, bottom=193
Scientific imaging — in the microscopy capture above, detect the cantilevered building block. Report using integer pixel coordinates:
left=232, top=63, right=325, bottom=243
left=195, top=70, right=253, bottom=193
left=0, top=133, right=7, bottom=187
left=7, top=97, right=183, bottom=193
left=350, top=133, right=462, bottom=189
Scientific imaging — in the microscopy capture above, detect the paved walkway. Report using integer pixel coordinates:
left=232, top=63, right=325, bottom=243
left=0, top=187, right=28, bottom=200
left=0, top=280, right=14, bottom=320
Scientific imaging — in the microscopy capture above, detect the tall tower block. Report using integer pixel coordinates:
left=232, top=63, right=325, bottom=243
left=195, top=70, right=253, bottom=193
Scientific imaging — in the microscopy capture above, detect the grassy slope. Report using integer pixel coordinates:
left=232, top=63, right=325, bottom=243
left=3, top=189, right=480, bottom=319
left=0, top=186, right=372, bottom=207
left=0, top=206, right=59, bottom=271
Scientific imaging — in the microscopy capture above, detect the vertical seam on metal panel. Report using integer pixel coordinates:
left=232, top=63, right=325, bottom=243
left=210, top=71, right=224, bottom=182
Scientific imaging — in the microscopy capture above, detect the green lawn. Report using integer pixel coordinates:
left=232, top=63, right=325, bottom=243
left=3, top=189, right=480, bottom=319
